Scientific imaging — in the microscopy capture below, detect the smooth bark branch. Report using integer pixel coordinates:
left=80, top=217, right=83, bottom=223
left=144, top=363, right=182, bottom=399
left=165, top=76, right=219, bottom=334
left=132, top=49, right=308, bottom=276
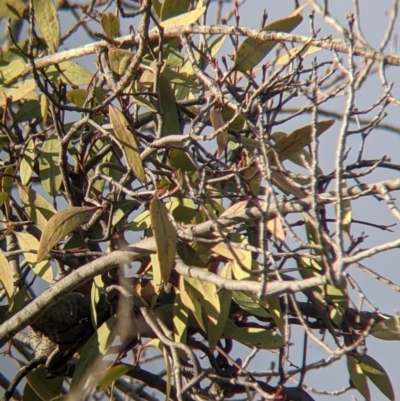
left=17, top=25, right=400, bottom=80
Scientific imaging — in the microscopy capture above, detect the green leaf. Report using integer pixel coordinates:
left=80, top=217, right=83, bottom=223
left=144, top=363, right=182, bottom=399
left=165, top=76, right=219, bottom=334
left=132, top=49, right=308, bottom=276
left=274, top=119, right=335, bottom=162
left=100, top=12, right=120, bottom=39
left=160, top=6, right=206, bottom=28
left=129, top=208, right=151, bottom=231
left=0, top=59, right=25, bottom=83
left=167, top=148, right=199, bottom=187
left=19, top=138, right=35, bottom=185
left=0, top=252, right=14, bottom=299
left=0, top=0, right=26, bottom=19
left=131, top=95, right=157, bottom=112
left=160, top=0, right=190, bottom=21
left=109, top=105, right=146, bottom=185
left=371, top=316, right=400, bottom=340
left=183, top=276, right=221, bottom=350
left=109, top=48, right=134, bottom=78
left=71, top=316, right=117, bottom=391
left=25, top=365, right=63, bottom=400
left=7, top=287, right=27, bottom=318
left=36, top=206, right=97, bottom=262
left=210, top=109, right=228, bottom=157
left=45, top=61, right=93, bottom=86
left=112, top=200, right=140, bottom=226
left=40, top=94, right=49, bottom=124
left=234, top=14, right=303, bottom=72
left=356, top=355, right=395, bottom=400
left=159, top=74, right=181, bottom=136
left=347, top=356, right=371, bottom=401
left=39, top=134, right=62, bottom=196
left=22, top=382, right=43, bottom=401
left=232, top=291, right=270, bottom=318
left=214, top=263, right=232, bottom=347
left=17, top=183, right=56, bottom=231
left=149, top=198, right=177, bottom=286
left=223, top=319, right=284, bottom=349
left=32, top=0, right=60, bottom=54
left=66, top=89, right=90, bottom=107
left=15, top=231, right=53, bottom=282
left=97, top=364, right=130, bottom=392
left=173, top=288, right=189, bottom=346
left=90, top=274, right=104, bottom=328
left=0, top=79, right=36, bottom=105
left=15, top=100, right=41, bottom=122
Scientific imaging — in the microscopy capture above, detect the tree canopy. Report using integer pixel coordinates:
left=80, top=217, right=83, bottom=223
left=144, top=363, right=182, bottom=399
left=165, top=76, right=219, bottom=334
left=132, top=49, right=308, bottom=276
left=1, top=0, right=400, bottom=400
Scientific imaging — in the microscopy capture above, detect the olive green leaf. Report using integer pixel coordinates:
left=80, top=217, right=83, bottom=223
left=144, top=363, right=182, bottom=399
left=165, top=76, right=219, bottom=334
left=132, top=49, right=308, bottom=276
left=149, top=198, right=177, bottom=286
left=234, top=15, right=303, bottom=72
left=232, top=291, right=270, bottom=318
left=0, top=253, right=14, bottom=299
left=17, top=183, right=56, bottom=231
left=101, top=12, right=120, bottom=39
left=97, top=364, right=131, bottom=392
left=45, top=61, right=93, bottom=86
left=371, top=316, right=400, bottom=340
left=15, top=100, right=40, bottom=122
left=223, top=319, right=284, bottom=350
left=0, top=59, right=25, bottom=83
left=347, top=356, right=371, bottom=401
left=108, top=48, right=134, bottom=78
left=40, top=93, right=49, bottom=124
left=39, top=133, right=62, bottom=196
left=210, top=109, right=228, bottom=157
left=173, top=288, right=189, bottom=346
left=90, top=274, right=104, bottom=328
left=109, top=105, right=146, bottom=185
left=25, top=365, right=63, bottom=400
left=159, top=74, right=181, bottom=136
left=0, top=0, right=27, bottom=19
left=274, top=119, right=335, bottom=162
left=36, top=206, right=97, bottom=263
left=0, top=79, right=36, bottom=105
left=234, top=1, right=313, bottom=72
left=356, top=354, right=395, bottom=401
left=160, top=0, right=190, bottom=21
left=19, top=138, right=35, bottom=185
left=71, top=316, right=117, bottom=390
left=66, top=89, right=90, bottom=107
left=160, top=6, right=206, bottom=28
left=15, top=231, right=53, bottom=282
left=32, top=0, right=60, bottom=54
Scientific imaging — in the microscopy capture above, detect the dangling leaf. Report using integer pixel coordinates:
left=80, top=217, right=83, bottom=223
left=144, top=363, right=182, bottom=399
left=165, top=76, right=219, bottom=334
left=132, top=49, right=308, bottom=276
left=15, top=231, right=53, bottom=282
left=18, top=183, right=56, bottom=231
left=19, top=138, right=35, bottom=185
left=39, top=133, right=62, bottom=196
left=347, top=356, right=371, bottom=401
left=0, top=253, right=14, bottom=299
left=36, top=206, right=97, bottom=262
left=274, top=119, right=335, bottom=162
left=100, top=12, right=120, bottom=39
left=159, top=74, right=180, bottom=136
left=357, top=354, right=395, bottom=401
left=32, top=0, right=60, bottom=54
left=149, top=198, right=177, bottom=286
left=109, top=105, right=146, bottom=185
left=210, top=108, right=228, bottom=157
